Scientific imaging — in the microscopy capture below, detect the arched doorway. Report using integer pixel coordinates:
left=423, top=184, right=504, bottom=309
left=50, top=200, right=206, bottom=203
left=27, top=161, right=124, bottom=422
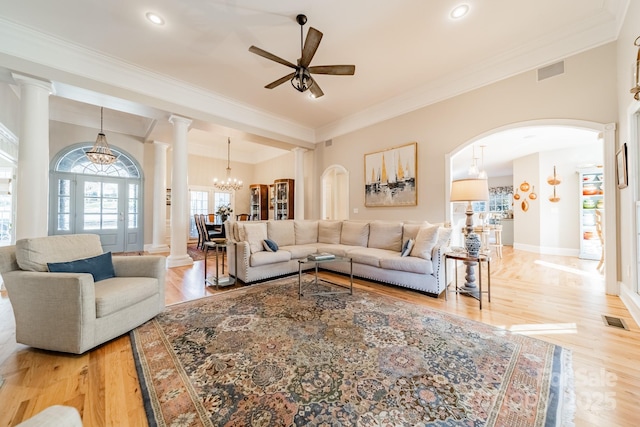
left=321, top=165, right=349, bottom=220
left=446, top=119, right=617, bottom=295
left=50, top=144, right=144, bottom=253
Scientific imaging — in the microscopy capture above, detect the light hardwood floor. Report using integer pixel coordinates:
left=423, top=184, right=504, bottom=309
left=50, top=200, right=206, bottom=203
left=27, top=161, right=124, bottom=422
left=0, top=247, right=638, bottom=426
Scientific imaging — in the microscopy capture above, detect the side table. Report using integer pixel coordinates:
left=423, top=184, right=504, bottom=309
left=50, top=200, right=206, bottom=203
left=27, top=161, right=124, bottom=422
left=204, top=240, right=235, bottom=289
left=444, top=251, right=491, bottom=309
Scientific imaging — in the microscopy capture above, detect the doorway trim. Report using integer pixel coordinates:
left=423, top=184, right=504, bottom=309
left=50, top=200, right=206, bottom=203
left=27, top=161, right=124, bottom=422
left=321, top=164, right=350, bottom=220
left=445, top=118, right=617, bottom=295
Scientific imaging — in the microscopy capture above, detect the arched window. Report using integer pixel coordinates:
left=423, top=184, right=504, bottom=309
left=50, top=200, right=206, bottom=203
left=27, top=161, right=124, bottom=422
left=55, top=146, right=140, bottom=177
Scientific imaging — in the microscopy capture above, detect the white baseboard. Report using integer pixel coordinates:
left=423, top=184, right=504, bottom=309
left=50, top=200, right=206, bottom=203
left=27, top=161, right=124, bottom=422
left=619, top=282, right=640, bottom=327
left=144, top=243, right=170, bottom=253
left=513, top=243, right=578, bottom=257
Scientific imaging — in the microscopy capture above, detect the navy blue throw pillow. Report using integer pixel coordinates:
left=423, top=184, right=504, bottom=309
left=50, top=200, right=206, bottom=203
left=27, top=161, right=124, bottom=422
left=47, top=252, right=116, bottom=282
left=262, top=239, right=279, bottom=252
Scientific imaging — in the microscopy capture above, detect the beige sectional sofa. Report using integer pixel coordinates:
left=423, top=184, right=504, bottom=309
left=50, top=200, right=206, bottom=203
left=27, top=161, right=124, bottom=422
left=225, top=219, right=451, bottom=296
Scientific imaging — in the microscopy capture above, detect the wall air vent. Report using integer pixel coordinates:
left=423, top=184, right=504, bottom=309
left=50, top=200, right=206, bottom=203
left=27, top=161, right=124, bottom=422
left=537, top=61, right=564, bottom=81
left=325, top=139, right=333, bottom=147
left=601, top=315, right=629, bottom=330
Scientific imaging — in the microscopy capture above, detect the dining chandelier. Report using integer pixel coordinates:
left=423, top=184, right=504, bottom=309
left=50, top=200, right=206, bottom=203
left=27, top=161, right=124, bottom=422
left=86, top=107, right=117, bottom=165
left=213, top=137, right=243, bottom=191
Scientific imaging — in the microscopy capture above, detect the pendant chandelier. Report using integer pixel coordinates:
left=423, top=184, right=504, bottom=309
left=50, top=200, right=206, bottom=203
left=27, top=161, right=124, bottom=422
left=213, top=137, right=243, bottom=191
left=86, top=107, right=117, bottom=165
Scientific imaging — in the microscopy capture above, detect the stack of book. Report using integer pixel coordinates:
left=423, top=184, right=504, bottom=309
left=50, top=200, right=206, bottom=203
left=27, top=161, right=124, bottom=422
left=308, top=252, right=336, bottom=261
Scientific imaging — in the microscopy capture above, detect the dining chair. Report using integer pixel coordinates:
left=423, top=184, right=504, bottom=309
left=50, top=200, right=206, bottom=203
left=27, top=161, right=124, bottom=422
left=236, top=213, right=250, bottom=221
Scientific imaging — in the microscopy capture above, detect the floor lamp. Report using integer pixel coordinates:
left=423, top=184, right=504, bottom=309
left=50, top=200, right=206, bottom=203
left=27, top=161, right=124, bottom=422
left=450, top=178, right=489, bottom=292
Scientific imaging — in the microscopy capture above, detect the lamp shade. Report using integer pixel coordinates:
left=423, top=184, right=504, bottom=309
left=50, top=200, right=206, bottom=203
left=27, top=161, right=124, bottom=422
left=450, top=178, right=489, bottom=202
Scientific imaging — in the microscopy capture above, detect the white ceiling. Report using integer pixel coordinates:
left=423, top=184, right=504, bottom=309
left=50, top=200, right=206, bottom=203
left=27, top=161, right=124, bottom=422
left=0, top=0, right=628, bottom=166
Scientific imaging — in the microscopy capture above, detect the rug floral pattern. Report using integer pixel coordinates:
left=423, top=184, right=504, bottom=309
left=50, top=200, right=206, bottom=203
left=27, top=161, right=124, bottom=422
left=131, top=276, right=573, bottom=426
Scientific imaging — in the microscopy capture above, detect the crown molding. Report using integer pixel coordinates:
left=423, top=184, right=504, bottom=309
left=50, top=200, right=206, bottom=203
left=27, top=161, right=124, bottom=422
left=315, top=4, right=624, bottom=141
left=0, top=17, right=315, bottom=145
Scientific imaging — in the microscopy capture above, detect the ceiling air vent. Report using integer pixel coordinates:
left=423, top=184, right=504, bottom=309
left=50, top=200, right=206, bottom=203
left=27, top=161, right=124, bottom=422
left=325, top=139, right=333, bottom=147
left=537, top=61, right=564, bottom=81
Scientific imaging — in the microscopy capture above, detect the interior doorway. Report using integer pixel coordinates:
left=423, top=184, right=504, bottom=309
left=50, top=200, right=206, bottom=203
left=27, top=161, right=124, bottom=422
left=321, top=165, right=349, bottom=220
left=446, top=119, right=617, bottom=295
left=49, top=144, right=144, bottom=253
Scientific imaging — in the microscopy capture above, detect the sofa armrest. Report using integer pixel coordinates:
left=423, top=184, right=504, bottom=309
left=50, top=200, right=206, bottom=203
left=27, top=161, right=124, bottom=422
left=431, top=244, right=448, bottom=294
left=112, top=255, right=165, bottom=279
left=3, top=270, right=97, bottom=353
left=228, top=241, right=250, bottom=279
left=112, top=255, right=166, bottom=311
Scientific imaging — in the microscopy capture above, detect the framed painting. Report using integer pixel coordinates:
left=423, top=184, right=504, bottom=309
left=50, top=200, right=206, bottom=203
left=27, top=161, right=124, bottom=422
left=616, top=143, right=628, bottom=189
left=364, top=142, right=417, bottom=207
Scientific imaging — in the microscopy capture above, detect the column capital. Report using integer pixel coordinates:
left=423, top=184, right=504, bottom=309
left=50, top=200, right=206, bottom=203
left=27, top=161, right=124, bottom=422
left=291, top=147, right=308, bottom=154
left=10, top=72, right=54, bottom=94
left=168, top=114, right=192, bottom=127
left=152, top=141, right=171, bottom=150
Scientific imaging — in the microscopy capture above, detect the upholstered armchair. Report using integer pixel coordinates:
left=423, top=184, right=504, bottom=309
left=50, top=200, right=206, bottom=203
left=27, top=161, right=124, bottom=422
left=0, top=234, right=165, bottom=354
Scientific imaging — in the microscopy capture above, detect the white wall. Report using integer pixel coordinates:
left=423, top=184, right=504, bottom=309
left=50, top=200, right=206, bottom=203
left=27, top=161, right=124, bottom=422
left=615, top=1, right=640, bottom=321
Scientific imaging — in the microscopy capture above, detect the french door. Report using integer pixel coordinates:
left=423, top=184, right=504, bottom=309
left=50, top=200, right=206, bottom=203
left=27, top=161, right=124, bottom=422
left=50, top=173, right=142, bottom=253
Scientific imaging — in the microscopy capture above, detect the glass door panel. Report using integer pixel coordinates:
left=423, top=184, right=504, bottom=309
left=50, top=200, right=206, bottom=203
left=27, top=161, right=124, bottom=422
left=78, top=178, right=125, bottom=252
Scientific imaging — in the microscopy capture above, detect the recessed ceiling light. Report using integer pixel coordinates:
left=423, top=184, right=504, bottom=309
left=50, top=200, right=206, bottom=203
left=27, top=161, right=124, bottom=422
left=145, top=12, right=165, bottom=25
left=450, top=4, right=470, bottom=20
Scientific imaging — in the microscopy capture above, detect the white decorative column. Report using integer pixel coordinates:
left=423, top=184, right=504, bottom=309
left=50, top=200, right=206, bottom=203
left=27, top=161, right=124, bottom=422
left=293, top=147, right=306, bottom=220
left=146, top=141, right=170, bottom=253
left=167, top=115, right=193, bottom=267
left=11, top=73, right=53, bottom=240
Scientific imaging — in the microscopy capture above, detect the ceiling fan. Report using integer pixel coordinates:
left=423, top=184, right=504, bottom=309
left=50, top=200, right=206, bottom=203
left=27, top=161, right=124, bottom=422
left=249, top=14, right=355, bottom=98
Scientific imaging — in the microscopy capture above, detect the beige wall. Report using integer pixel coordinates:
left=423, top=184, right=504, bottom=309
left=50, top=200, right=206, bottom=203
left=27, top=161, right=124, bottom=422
left=314, top=43, right=618, bottom=224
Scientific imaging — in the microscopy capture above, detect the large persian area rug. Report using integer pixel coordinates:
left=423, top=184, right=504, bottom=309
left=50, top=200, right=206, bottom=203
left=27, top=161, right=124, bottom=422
left=131, top=275, right=574, bottom=427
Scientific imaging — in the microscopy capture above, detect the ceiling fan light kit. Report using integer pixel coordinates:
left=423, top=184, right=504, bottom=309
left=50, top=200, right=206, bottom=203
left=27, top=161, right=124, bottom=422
left=249, top=14, right=355, bottom=98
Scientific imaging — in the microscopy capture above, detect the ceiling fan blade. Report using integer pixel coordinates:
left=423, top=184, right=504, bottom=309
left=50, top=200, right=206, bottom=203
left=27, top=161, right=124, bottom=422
left=308, top=65, right=356, bottom=75
left=265, top=72, right=295, bottom=89
left=249, top=46, right=297, bottom=69
left=309, top=79, right=324, bottom=98
left=300, top=27, right=323, bottom=68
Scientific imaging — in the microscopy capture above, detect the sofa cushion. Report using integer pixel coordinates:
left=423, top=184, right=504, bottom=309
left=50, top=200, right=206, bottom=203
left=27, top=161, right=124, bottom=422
left=318, top=221, right=342, bottom=244
left=401, top=239, right=415, bottom=257
left=368, top=221, right=403, bottom=251
left=94, top=276, right=159, bottom=318
left=243, top=222, right=268, bottom=253
left=16, top=234, right=104, bottom=272
left=267, top=220, right=295, bottom=247
left=380, top=255, right=433, bottom=275
left=250, top=250, right=291, bottom=267
left=281, top=244, right=318, bottom=260
left=410, top=224, right=440, bottom=260
left=402, top=221, right=431, bottom=246
left=262, top=239, right=279, bottom=252
left=437, top=227, right=453, bottom=247
left=347, top=247, right=397, bottom=268
left=48, top=252, right=115, bottom=282
left=294, top=220, right=319, bottom=244
left=340, top=221, right=370, bottom=247
left=315, top=244, right=358, bottom=258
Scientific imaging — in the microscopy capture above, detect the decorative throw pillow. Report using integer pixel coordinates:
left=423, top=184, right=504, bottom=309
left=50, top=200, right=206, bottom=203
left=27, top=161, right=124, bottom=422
left=410, top=225, right=440, bottom=260
left=401, top=238, right=415, bottom=257
left=47, top=252, right=115, bottom=282
left=262, top=239, right=279, bottom=252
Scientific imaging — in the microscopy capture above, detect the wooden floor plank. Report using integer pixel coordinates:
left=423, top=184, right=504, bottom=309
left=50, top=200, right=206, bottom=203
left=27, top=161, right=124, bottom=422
left=0, top=246, right=638, bottom=426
